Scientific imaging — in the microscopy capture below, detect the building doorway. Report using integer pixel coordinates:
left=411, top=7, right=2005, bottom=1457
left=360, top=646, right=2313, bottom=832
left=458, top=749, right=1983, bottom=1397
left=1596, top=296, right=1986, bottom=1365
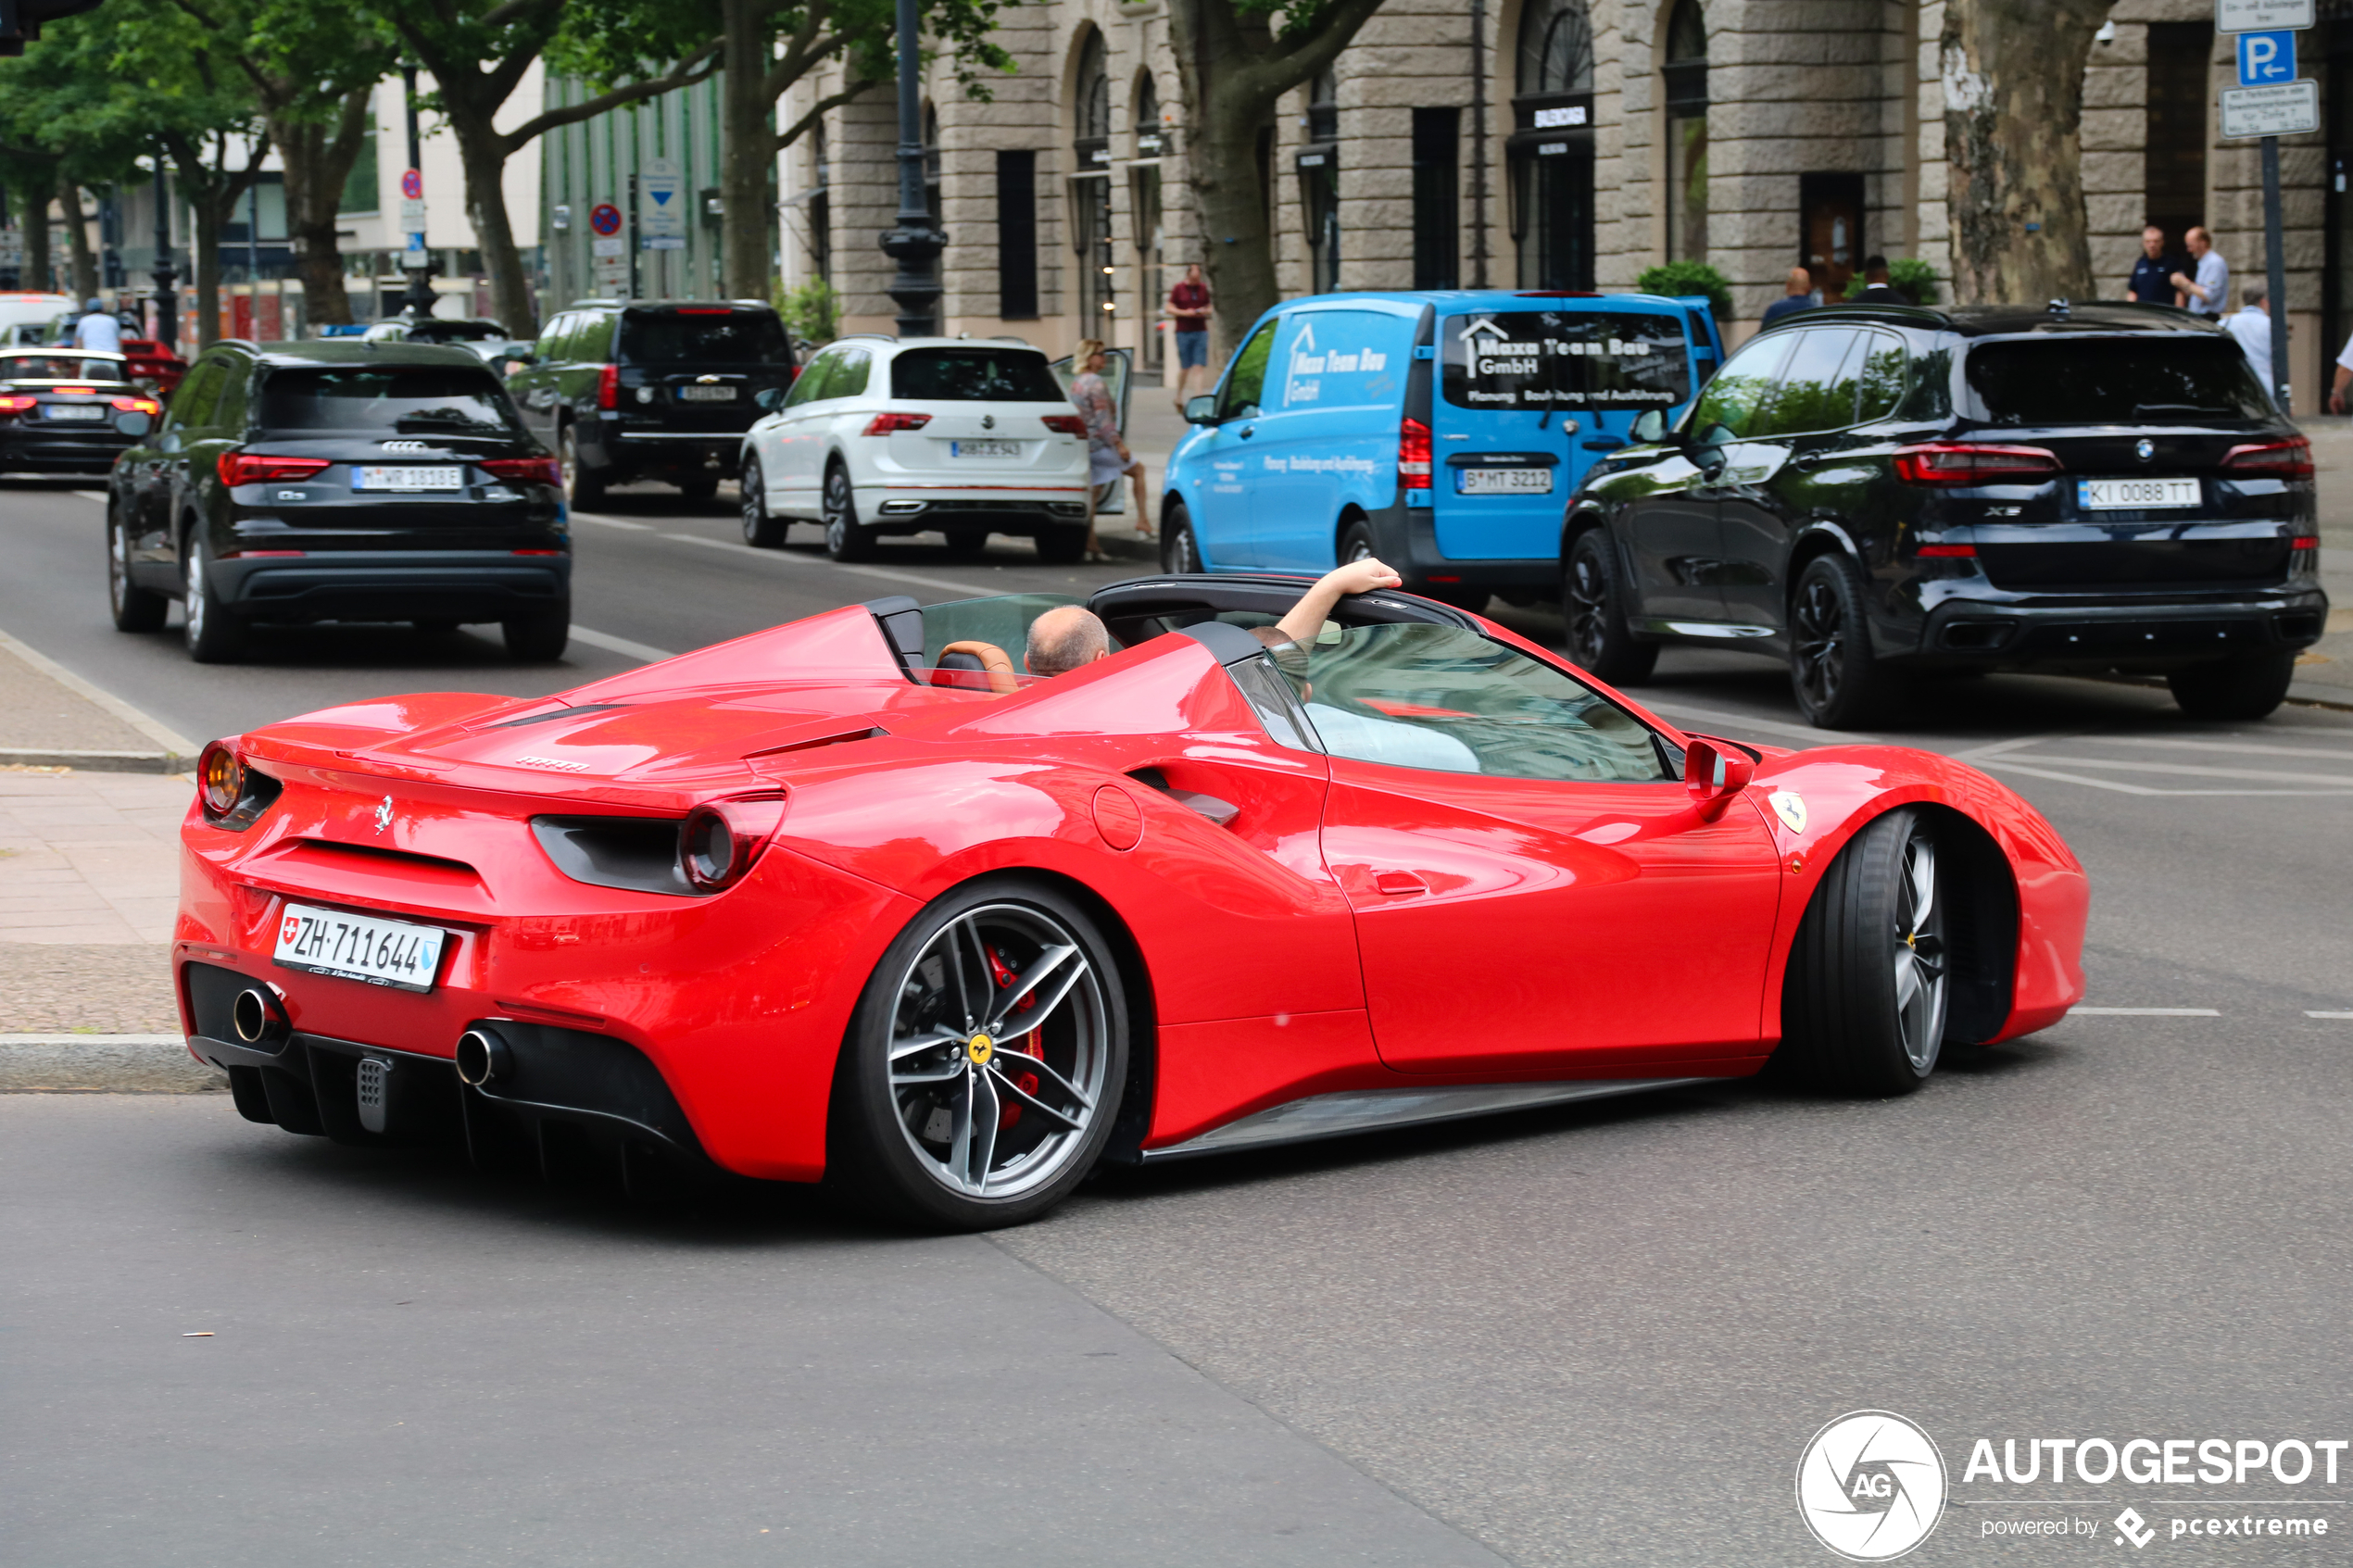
left=1799, top=172, right=1864, bottom=300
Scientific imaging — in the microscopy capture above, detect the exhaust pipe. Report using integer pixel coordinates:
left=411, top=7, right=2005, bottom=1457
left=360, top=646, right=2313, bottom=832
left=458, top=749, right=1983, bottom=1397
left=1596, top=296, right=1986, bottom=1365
left=231, top=987, right=288, bottom=1045
left=454, top=1027, right=512, bottom=1087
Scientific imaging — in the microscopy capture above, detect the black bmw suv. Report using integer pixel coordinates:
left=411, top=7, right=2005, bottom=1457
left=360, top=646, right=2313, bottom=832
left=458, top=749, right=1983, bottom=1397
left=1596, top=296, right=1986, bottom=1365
left=1566, top=303, right=2326, bottom=725
left=107, top=340, right=569, bottom=663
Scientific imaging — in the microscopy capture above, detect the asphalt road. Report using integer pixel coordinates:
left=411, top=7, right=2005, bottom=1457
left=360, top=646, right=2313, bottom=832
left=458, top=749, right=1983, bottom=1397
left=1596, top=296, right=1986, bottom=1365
left=4, top=477, right=2352, bottom=1564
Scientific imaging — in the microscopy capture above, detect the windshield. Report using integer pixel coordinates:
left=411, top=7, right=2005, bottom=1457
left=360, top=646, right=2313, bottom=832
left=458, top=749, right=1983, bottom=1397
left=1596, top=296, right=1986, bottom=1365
left=256, top=366, right=526, bottom=437
left=618, top=310, right=791, bottom=365
left=0, top=354, right=123, bottom=383
left=1442, top=310, right=1690, bottom=411
left=892, top=347, right=1066, bottom=402
left=1965, top=337, right=2274, bottom=425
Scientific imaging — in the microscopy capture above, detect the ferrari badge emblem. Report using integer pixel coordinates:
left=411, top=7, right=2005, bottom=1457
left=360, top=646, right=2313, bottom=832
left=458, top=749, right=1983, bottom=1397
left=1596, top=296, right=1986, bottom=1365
left=373, top=796, right=396, bottom=835
left=1768, top=790, right=1807, bottom=834
left=966, top=1034, right=995, bottom=1065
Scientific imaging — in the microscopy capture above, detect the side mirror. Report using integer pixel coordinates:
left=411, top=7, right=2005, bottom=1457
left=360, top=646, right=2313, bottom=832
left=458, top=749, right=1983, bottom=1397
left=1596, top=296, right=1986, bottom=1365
left=1184, top=395, right=1218, bottom=425
left=1682, top=734, right=1755, bottom=811
left=1630, top=408, right=1667, bottom=445
left=753, top=386, right=785, bottom=412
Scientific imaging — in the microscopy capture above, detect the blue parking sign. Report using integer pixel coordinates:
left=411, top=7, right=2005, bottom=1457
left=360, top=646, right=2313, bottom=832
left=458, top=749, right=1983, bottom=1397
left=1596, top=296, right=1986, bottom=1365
left=2236, top=30, right=2296, bottom=86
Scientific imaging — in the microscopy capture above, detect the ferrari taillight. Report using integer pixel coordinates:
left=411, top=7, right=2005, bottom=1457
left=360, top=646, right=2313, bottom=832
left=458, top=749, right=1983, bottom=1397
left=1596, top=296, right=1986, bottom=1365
left=680, top=794, right=787, bottom=892
left=1399, top=417, right=1432, bottom=489
left=197, top=741, right=245, bottom=818
left=597, top=363, right=619, bottom=410
left=219, top=451, right=331, bottom=485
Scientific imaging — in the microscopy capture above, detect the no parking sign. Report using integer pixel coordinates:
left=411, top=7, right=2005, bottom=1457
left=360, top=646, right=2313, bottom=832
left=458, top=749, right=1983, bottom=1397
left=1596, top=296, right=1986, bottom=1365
left=588, top=203, right=623, bottom=237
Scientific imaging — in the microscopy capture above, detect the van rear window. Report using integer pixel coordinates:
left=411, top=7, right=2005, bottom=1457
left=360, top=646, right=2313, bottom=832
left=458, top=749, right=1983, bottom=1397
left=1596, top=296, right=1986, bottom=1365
left=1441, top=311, right=1689, bottom=411
left=1965, top=337, right=2273, bottom=425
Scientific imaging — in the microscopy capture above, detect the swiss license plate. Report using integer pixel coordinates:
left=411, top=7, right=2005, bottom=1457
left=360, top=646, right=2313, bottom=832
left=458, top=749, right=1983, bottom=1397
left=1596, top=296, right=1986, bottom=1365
left=273, top=901, right=448, bottom=992
left=354, top=465, right=464, bottom=492
left=2079, top=477, right=2199, bottom=510
left=44, top=403, right=106, bottom=420
left=951, top=439, right=1023, bottom=458
left=679, top=384, right=736, bottom=402
left=1456, top=466, right=1554, bottom=495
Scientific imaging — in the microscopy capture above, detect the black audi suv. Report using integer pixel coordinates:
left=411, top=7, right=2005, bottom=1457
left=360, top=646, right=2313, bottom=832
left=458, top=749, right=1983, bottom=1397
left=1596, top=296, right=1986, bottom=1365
left=107, top=340, right=569, bottom=663
left=1564, top=302, right=2326, bottom=725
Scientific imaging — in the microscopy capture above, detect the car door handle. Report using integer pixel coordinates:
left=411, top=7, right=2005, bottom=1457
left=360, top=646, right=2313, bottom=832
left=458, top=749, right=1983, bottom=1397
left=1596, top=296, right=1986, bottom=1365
left=1792, top=452, right=1835, bottom=470
left=1582, top=437, right=1626, bottom=452
left=1238, top=424, right=1255, bottom=439
left=1373, top=871, right=1429, bottom=897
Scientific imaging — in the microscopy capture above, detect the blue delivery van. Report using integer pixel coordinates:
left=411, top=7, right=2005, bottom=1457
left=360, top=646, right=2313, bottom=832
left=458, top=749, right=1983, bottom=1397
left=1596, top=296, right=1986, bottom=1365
left=1161, top=290, right=1719, bottom=608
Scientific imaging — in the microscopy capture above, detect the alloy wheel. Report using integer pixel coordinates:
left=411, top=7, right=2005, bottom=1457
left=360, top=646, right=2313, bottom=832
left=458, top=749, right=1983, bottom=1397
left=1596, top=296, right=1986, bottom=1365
left=823, top=470, right=850, bottom=555
left=107, top=515, right=129, bottom=615
left=1891, top=832, right=1947, bottom=1074
left=884, top=902, right=1112, bottom=1200
left=1566, top=549, right=1610, bottom=666
left=183, top=544, right=208, bottom=642
left=739, top=458, right=765, bottom=543
left=1792, top=577, right=1844, bottom=710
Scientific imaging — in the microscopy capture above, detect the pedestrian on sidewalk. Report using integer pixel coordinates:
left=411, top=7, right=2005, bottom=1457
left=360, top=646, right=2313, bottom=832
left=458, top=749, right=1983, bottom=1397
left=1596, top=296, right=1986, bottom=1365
left=1167, top=265, right=1212, bottom=404
left=1761, top=267, right=1815, bottom=329
left=1069, top=338, right=1150, bottom=561
left=2223, top=278, right=2278, bottom=405
left=2171, top=227, right=2230, bottom=319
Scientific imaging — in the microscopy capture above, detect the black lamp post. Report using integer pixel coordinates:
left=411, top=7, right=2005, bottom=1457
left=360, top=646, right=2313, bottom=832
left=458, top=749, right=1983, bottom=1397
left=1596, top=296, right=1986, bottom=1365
left=400, top=63, right=436, bottom=317
left=151, top=149, right=177, bottom=350
left=877, top=0, right=945, bottom=335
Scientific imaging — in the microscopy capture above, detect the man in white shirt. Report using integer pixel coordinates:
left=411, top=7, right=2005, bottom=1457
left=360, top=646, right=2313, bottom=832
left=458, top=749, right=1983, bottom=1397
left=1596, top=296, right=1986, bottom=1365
left=2223, top=278, right=2275, bottom=402
left=2170, top=228, right=2229, bottom=318
left=71, top=299, right=121, bottom=353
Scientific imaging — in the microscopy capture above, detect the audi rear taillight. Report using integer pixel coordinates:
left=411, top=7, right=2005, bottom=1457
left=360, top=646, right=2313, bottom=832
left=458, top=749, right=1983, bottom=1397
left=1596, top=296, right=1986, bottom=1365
left=0, top=395, right=34, bottom=412
left=1400, top=417, right=1432, bottom=489
left=2221, top=437, right=2313, bottom=478
left=1041, top=414, right=1085, bottom=435
left=1891, top=444, right=2062, bottom=486
left=863, top=412, right=931, bottom=436
left=680, top=794, right=787, bottom=892
left=481, top=457, right=561, bottom=485
left=218, top=451, right=331, bottom=485
left=109, top=396, right=159, bottom=414
left=597, top=363, right=619, bottom=410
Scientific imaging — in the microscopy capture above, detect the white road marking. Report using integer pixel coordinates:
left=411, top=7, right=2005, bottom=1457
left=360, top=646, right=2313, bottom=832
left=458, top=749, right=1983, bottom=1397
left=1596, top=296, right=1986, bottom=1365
left=2308, top=1011, right=2353, bottom=1020
left=2093, top=736, right=2353, bottom=763
left=1970, top=758, right=2353, bottom=797
left=2070, top=1007, right=2221, bottom=1017
left=657, top=531, right=1000, bottom=596
left=70, top=490, right=108, bottom=504
left=0, top=1034, right=185, bottom=1045
left=1989, top=754, right=2353, bottom=788
left=568, top=625, right=675, bottom=662
left=571, top=512, right=655, bottom=532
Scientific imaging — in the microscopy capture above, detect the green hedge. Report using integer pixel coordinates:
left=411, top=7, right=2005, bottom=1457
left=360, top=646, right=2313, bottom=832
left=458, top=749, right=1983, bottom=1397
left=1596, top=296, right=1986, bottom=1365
left=1635, top=261, right=1732, bottom=321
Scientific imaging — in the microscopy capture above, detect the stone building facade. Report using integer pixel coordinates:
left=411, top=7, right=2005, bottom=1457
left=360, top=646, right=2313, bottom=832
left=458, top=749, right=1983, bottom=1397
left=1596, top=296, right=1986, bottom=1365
left=778, top=0, right=2347, bottom=408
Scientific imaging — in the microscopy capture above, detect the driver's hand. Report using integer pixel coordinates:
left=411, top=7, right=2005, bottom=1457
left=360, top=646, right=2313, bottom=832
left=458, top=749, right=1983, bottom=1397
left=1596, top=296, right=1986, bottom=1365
left=1331, top=557, right=1403, bottom=596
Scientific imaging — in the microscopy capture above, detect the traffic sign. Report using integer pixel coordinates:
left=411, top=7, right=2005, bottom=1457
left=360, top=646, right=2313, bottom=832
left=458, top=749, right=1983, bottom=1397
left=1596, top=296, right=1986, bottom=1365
left=2236, top=30, right=2296, bottom=84
left=398, top=232, right=429, bottom=270
left=2221, top=79, right=2320, bottom=138
left=398, top=198, right=426, bottom=234
left=400, top=168, right=422, bottom=201
left=588, top=202, right=622, bottom=237
left=2218, top=0, right=2312, bottom=31
left=639, top=157, right=684, bottom=244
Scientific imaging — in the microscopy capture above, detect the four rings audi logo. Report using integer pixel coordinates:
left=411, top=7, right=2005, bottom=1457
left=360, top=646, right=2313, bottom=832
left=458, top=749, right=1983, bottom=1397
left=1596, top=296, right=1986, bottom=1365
left=381, top=440, right=430, bottom=453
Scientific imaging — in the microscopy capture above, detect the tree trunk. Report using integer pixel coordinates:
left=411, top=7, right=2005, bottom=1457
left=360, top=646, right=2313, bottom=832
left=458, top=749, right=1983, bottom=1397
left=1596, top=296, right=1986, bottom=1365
left=18, top=173, right=54, bottom=295
left=720, top=0, right=775, bottom=300
left=271, top=86, right=373, bottom=326
left=445, top=99, right=539, bottom=339
left=1941, top=0, right=2109, bottom=305
left=58, top=175, right=96, bottom=302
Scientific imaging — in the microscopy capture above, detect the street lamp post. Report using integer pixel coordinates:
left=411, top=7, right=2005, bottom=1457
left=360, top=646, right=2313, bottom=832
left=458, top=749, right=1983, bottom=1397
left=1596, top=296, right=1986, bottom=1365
left=877, top=0, right=945, bottom=336
left=151, top=150, right=177, bottom=350
left=401, top=63, right=435, bottom=317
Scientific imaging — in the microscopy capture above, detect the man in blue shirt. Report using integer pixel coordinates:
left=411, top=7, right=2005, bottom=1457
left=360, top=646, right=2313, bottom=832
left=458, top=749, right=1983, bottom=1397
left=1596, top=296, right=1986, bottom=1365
left=2124, top=225, right=2177, bottom=305
left=1760, top=267, right=1814, bottom=329
left=2170, top=227, right=2229, bottom=318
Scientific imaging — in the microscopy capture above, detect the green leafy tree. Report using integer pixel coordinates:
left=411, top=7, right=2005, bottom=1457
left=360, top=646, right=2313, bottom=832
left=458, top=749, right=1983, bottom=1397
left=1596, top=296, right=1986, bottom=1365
left=0, top=6, right=162, bottom=295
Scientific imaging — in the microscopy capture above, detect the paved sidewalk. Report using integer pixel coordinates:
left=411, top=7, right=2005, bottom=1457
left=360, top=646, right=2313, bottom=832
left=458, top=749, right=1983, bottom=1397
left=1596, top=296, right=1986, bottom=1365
left=0, top=626, right=197, bottom=771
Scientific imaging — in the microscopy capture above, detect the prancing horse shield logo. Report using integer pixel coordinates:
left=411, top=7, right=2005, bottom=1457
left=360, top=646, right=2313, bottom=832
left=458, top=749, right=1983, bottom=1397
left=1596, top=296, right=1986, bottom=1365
left=373, top=796, right=395, bottom=835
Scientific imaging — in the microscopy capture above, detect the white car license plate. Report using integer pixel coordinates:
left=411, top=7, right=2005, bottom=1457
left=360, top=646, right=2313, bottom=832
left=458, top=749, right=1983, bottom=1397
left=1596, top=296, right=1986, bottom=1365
left=354, top=466, right=464, bottom=492
left=679, top=384, right=736, bottom=402
left=2079, top=477, right=2199, bottom=510
left=44, top=403, right=106, bottom=420
left=951, top=439, right=1023, bottom=458
left=1456, top=466, right=1554, bottom=495
left=273, top=901, right=448, bottom=993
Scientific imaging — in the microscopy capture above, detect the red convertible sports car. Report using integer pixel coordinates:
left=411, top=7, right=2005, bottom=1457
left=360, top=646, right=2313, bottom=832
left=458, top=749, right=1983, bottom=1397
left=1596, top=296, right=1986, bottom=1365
left=177, top=575, right=2087, bottom=1228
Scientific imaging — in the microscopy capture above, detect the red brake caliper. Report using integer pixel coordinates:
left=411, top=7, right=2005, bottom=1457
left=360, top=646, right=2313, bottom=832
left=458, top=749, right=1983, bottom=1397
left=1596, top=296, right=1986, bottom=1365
left=986, top=945, right=1043, bottom=1130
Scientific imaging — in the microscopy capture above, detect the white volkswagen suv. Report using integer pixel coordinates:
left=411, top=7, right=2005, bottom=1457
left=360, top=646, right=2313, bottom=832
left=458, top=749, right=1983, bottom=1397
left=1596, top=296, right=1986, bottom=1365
left=738, top=335, right=1091, bottom=561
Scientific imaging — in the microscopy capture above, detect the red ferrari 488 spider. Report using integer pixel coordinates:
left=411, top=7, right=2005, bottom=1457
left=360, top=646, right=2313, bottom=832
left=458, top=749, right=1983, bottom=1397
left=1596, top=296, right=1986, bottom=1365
left=177, top=575, right=2086, bottom=1227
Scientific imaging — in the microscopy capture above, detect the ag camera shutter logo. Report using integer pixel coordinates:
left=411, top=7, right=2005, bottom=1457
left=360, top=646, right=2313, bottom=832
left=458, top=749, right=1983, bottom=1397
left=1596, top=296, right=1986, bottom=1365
left=1796, top=1411, right=1948, bottom=1561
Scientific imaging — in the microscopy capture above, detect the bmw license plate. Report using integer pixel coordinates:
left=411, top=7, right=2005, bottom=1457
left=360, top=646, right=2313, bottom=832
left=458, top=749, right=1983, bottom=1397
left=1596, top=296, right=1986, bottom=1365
left=354, top=466, right=464, bottom=492
left=679, top=384, right=736, bottom=401
left=44, top=403, right=106, bottom=420
left=951, top=439, right=1022, bottom=458
left=273, top=901, right=448, bottom=992
left=1456, top=466, right=1553, bottom=495
left=2079, top=477, right=2198, bottom=509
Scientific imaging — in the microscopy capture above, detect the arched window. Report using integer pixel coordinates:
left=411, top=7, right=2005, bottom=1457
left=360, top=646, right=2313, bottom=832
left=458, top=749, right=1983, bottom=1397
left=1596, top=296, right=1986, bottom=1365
left=1510, top=0, right=1595, bottom=289
left=1070, top=31, right=1114, bottom=330
left=1133, top=71, right=1165, bottom=370
left=1662, top=0, right=1708, bottom=262
left=1077, top=32, right=1112, bottom=143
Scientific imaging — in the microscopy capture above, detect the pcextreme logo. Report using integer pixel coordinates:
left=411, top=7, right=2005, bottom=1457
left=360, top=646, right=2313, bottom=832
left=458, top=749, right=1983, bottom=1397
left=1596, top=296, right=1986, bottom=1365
left=1797, top=1411, right=1949, bottom=1562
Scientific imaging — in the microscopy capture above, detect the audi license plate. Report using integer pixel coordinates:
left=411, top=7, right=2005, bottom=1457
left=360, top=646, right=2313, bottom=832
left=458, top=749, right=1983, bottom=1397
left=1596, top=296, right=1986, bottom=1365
left=273, top=901, right=448, bottom=993
left=679, top=384, right=736, bottom=401
left=44, top=403, right=106, bottom=420
left=354, top=466, right=464, bottom=492
left=1456, top=467, right=1553, bottom=495
left=2079, top=477, right=2199, bottom=510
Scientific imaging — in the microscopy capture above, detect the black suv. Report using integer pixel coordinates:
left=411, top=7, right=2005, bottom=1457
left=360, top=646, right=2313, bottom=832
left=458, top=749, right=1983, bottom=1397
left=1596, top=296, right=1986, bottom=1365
left=1566, top=303, right=2326, bottom=725
left=107, top=340, right=570, bottom=663
left=506, top=299, right=798, bottom=506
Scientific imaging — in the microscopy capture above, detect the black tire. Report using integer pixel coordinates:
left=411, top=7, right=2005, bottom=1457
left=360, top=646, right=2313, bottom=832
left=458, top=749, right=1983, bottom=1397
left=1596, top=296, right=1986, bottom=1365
left=107, top=502, right=167, bottom=633
left=1562, top=527, right=1657, bottom=686
left=1778, top=807, right=1949, bottom=1097
left=739, top=456, right=786, bottom=547
left=2167, top=650, right=2296, bottom=721
left=1788, top=552, right=1902, bottom=729
left=826, top=876, right=1130, bottom=1230
left=942, top=528, right=989, bottom=559
left=677, top=476, right=720, bottom=503
left=1161, top=501, right=1202, bottom=573
left=823, top=464, right=875, bottom=560
left=502, top=602, right=570, bottom=661
left=181, top=532, right=245, bottom=663
left=1034, top=523, right=1088, bottom=565
left=1338, top=519, right=1378, bottom=565
left=559, top=426, right=606, bottom=508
